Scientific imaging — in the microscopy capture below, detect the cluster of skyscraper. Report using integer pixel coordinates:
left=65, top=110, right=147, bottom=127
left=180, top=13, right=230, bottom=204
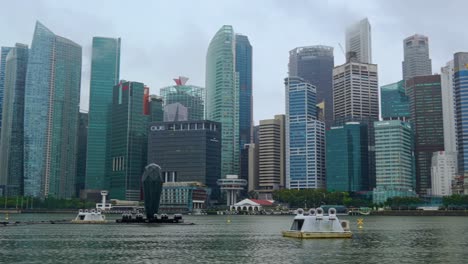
left=1, top=19, right=467, bottom=205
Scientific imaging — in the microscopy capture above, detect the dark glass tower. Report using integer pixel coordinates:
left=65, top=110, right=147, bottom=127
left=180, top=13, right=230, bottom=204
left=380, top=80, right=410, bottom=120
left=86, top=37, right=120, bottom=192
left=0, top=44, right=28, bottom=196
left=76, top=112, right=88, bottom=197
left=236, top=34, right=253, bottom=183
left=109, top=81, right=149, bottom=201
left=148, top=120, right=221, bottom=193
left=406, top=75, right=444, bottom=195
left=326, top=122, right=368, bottom=192
left=289, top=46, right=334, bottom=127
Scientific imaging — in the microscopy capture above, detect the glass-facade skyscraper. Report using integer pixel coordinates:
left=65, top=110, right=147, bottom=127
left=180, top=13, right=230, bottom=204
left=345, top=18, right=372, bottom=64
left=285, top=77, right=325, bottom=189
left=0, top=44, right=28, bottom=197
left=454, top=53, right=468, bottom=175
left=206, top=25, right=240, bottom=178
left=160, top=76, right=204, bottom=121
left=288, top=46, right=334, bottom=127
left=76, top=112, right=88, bottom=197
left=0, top=47, right=13, bottom=137
left=86, top=37, right=121, bottom=192
left=326, top=122, right=368, bottom=192
left=406, top=75, right=444, bottom=196
left=236, top=34, right=253, bottom=183
left=23, top=22, right=82, bottom=198
left=373, top=120, right=416, bottom=204
left=109, top=81, right=150, bottom=201
left=380, top=80, right=410, bottom=120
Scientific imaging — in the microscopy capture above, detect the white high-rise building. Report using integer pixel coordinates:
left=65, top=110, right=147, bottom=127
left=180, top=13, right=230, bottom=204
left=431, top=151, right=457, bottom=196
left=345, top=18, right=372, bottom=64
left=402, top=34, right=432, bottom=81
left=441, top=61, right=457, bottom=154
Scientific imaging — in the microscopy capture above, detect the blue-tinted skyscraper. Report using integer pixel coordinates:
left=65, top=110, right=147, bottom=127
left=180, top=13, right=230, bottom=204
left=454, top=52, right=468, bottom=176
left=0, top=47, right=13, bottom=137
left=285, top=77, right=325, bottom=189
left=24, top=22, right=82, bottom=198
left=380, top=80, right=410, bottom=120
left=236, top=34, right=253, bottom=183
left=0, top=44, right=28, bottom=197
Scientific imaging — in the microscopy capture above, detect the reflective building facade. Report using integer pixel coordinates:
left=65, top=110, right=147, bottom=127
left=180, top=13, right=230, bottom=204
left=24, top=22, right=82, bottom=198
left=109, top=81, right=150, bottom=201
left=160, top=76, right=204, bottom=121
left=148, top=120, right=221, bottom=193
left=373, top=120, right=416, bottom=204
left=406, top=75, right=444, bottom=195
left=0, top=44, right=28, bottom=196
left=206, top=25, right=240, bottom=178
left=326, top=122, right=368, bottom=192
left=288, top=46, right=334, bottom=127
left=76, top=112, right=88, bottom=197
left=454, top=53, right=468, bottom=174
left=0, top=47, right=13, bottom=137
left=380, top=80, right=410, bottom=120
left=86, top=37, right=121, bottom=192
left=285, top=77, right=325, bottom=189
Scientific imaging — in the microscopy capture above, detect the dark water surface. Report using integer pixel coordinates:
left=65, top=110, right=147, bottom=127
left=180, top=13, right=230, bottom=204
left=1, top=214, right=468, bottom=263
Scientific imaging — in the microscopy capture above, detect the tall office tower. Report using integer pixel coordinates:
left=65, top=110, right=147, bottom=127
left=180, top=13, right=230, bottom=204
left=406, top=75, right=444, bottom=196
left=149, top=95, right=164, bottom=122
left=246, top=143, right=258, bottom=193
left=288, top=46, right=334, bottom=127
left=0, top=47, right=13, bottom=137
left=75, top=112, right=88, bottom=197
left=333, top=59, right=379, bottom=189
left=236, top=34, right=253, bottom=186
left=345, top=18, right=372, bottom=64
left=109, top=81, right=150, bottom=200
left=0, top=44, right=28, bottom=197
left=160, top=76, right=204, bottom=121
left=380, top=80, right=410, bottom=120
left=431, top=151, right=456, bottom=196
left=430, top=61, right=458, bottom=196
left=453, top=53, right=468, bottom=174
left=333, top=61, right=379, bottom=120
left=148, top=120, right=221, bottom=195
left=206, top=25, right=240, bottom=178
left=23, top=22, right=82, bottom=198
left=402, top=34, right=432, bottom=81
left=373, top=120, right=416, bottom=204
left=441, top=61, right=457, bottom=153
left=256, top=114, right=285, bottom=199
left=454, top=53, right=468, bottom=194
left=85, top=37, right=120, bottom=192
left=285, top=77, right=325, bottom=189
left=326, top=122, right=368, bottom=192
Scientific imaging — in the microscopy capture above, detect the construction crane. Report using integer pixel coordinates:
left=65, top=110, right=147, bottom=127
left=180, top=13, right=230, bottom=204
left=338, top=43, right=345, bottom=56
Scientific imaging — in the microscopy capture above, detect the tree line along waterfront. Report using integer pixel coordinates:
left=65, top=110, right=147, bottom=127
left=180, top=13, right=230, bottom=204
left=2, top=191, right=468, bottom=212
left=272, top=189, right=468, bottom=210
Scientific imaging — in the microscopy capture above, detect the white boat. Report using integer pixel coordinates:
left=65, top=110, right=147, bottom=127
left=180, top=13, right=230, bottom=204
left=71, top=209, right=107, bottom=224
left=282, top=207, right=352, bottom=239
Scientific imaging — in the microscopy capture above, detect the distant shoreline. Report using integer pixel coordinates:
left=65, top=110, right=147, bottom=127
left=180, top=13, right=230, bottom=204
left=370, top=210, right=468, bottom=216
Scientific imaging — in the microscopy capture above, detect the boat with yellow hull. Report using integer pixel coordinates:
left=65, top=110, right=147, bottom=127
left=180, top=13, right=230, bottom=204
left=282, top=208, right=352, bottom=239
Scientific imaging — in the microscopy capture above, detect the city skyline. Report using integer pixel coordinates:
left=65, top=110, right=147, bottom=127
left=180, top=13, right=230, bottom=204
left=2, top=1, right=468, bottom=123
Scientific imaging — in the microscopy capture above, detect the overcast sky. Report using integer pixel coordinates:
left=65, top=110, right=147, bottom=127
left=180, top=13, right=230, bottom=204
left=1, top=0, right=467, bottom=124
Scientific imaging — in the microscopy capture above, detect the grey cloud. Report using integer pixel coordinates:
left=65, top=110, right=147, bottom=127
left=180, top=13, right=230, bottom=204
left=1, top=0, right=468, bottom=123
